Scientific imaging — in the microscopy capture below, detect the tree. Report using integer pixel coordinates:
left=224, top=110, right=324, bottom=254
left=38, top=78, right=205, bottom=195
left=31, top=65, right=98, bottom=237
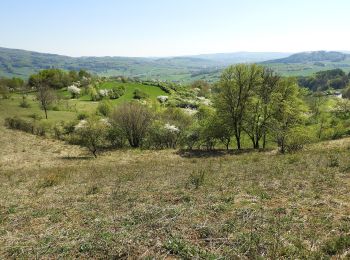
left=243, top=68, right=280, bottom=149
left=269, top=78, right=306, bottom=153
left=28, top=69, right=71, bottom=90
left=110, top=102, right=153, bottom=148
left=75, top=117, right=107, bottom=158
left=215, top=64, right=262, bottom=149
left=0, top=82, right=10, bottom=99
left=309, top=91, right=327, bottom=118
left=36, top=82, right=56, bottom=119
left=191, top=80, right=211, bottom=97
left=342, top=85, right=350, bottom=99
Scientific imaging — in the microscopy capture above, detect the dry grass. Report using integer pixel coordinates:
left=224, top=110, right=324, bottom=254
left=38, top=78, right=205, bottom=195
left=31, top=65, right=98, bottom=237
left=1, top=126, right=350, bottom=258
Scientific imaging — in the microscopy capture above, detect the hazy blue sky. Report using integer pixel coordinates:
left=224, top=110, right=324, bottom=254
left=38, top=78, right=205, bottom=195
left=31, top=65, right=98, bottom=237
left=1, top=0, right=350, bottom=57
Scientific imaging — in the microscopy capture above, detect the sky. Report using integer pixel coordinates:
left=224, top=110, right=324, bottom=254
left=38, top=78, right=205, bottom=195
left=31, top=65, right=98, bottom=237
left=1, top=0, right=350, bottom=57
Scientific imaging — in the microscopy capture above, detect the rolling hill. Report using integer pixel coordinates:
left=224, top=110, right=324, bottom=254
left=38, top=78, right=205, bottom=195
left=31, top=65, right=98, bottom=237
left=0, top=47, right=291, bottom=81
left=2, top=47, right=350, bottom=81
left=263, top=51, right=349, bottom=64
left=262, top=51, right=350, bottom=76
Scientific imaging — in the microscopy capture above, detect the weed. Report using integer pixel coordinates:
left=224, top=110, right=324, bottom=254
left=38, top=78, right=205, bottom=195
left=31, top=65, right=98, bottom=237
left=188, top=169, right=206, bottom=189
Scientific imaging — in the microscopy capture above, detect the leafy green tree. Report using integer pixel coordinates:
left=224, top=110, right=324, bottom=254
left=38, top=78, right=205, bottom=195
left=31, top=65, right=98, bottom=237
left=270, top=78, right=307, bottom=153
left=191, top=80, right=211, bottom=97
left=243, top=68, right=280, bottom=149
left=75, top=117, right=107, bottom=158
left=215, top=64, right=262, bottom=149
left=342, top=85, right=350, bottom=99
left=0, top=82, right=10, bottom=99
left=28, top=69, right=70, bottom=90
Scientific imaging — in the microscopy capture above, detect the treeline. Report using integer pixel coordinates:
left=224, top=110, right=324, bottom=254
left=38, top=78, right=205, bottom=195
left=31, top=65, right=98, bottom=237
left=4, top=64, right=350, bottom=157
left=298, top=68, right=350, bottom=91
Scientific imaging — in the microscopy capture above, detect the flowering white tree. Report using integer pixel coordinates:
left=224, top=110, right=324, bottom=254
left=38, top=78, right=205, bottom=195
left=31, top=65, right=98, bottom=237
left=157, top=95, right=168, bottom=103
left=67, top=85, right=81, bottom=98
left=164, top=123, right=180, bottom=133
left=99, top=89, right=109, bottom=97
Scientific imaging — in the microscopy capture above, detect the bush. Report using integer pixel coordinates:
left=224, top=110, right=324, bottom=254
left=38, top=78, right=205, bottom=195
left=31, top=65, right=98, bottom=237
left=74, top=117, right=108, bottom=157
left=19, top=96, right=30, bottom=108
left=98, top=89, right=109, bottom=98
left=29, top=113, right=43, bottom=121
left=283, top=127, right=313, bottom=153
left=110, top=102, right=153, bottom=148
left=88, top=86, right=101, bottom=101
left=133, top=88, right=149, bottom=99
left=67, top=85, right=81, bottom=98
left=77, top=112, right=88, bottom=120
left=109, top=86, right=125, bottom=99
left=182, top=127, right=201, bottom=150
left=146, top=121, right=181, bottom=149
left=106, top=125, right=125, bottom=148
left=0, top=84, right=11, bottom=99
left=5, top=117, right=46, bottom=136
left=97, top=100, right=112, bottom=116
left=53, top=122, right=65, bottom=139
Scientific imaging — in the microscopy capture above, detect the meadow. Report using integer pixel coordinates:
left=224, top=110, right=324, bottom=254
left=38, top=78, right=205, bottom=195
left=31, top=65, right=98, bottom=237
left=0, top=80, right=168, bottom=127
left=1, top=66, right=350, bottom=259
left=1, top=122, right=350, bottom=258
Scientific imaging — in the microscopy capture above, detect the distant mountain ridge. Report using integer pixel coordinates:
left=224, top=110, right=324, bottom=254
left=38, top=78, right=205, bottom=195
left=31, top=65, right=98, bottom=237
left=264, top=51, right=349, bottom=64
left=1, top=47, right=350, bottom=81
left=188, top=52, right=291, bottom=64
left=0, top=47, right=292, bottom=80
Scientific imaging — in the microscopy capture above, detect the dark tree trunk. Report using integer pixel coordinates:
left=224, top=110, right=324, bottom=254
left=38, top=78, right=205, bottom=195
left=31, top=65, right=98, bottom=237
left=226, top=139, right=230, bottom=150
left=262, top=133, right=266, bottom=149
left=235, top=135, right=241, bottom=150
left=254, top=140, right=260, bottom=149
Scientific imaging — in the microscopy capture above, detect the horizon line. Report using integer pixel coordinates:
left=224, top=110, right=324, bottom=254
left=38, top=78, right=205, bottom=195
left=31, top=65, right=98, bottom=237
left=1, top=46, right=350, bottom=59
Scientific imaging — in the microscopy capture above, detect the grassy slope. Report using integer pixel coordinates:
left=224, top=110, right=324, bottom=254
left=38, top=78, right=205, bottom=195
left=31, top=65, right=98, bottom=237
left=96, top=81, right=166, bottom=105
left=0, top=81, right=167, bottom=126
left=1, top=122, right=350, bottom=258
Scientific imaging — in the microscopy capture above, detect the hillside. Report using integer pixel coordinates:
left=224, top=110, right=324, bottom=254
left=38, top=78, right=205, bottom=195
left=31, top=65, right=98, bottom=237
left=261, top=51, right=350, bottom=76
left=3, top=47, right=350, bottom=81
left=264, top=51, right=349, bottom=64
left=1, top=120, right=350, bottom=258
left=189, top=52, right=291, bottom=64
left=0, top=47, right=291, bottom=81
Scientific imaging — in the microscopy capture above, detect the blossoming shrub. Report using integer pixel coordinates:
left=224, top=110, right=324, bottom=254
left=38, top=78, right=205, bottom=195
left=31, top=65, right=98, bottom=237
left=99, top=89, right=109, bottom=98
left=67, top=85, right=81, bottom=98
left=157, top=95, right=168, bottom=103
left=146, top=121, right=181, bottom=149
